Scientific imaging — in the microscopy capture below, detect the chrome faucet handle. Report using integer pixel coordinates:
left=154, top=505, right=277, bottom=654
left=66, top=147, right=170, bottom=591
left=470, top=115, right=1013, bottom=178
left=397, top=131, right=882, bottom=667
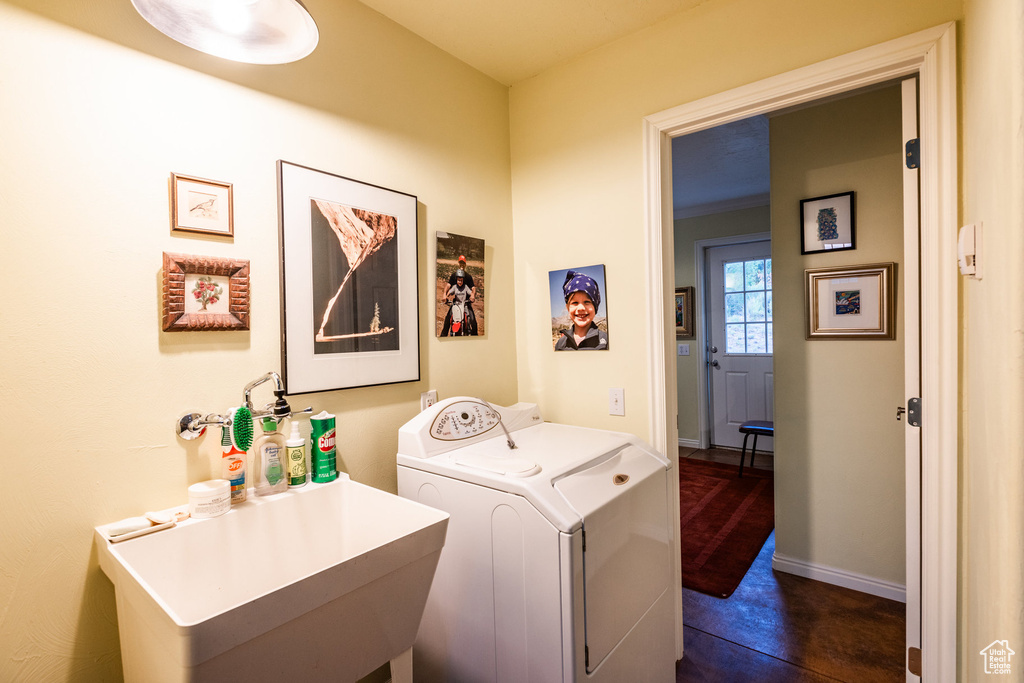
left=176, top=412, right=231, bottom=440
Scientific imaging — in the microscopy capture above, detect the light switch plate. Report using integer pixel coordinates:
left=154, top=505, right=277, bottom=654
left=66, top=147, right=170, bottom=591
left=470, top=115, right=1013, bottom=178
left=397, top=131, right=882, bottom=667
left=609, top=388, right=625, bottom=416
left=678, top=343, right=690, bottom=356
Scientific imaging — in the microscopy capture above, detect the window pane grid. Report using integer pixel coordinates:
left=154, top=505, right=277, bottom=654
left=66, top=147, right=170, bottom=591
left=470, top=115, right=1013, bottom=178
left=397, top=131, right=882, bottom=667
left=723, top=257, right=773, bottom=355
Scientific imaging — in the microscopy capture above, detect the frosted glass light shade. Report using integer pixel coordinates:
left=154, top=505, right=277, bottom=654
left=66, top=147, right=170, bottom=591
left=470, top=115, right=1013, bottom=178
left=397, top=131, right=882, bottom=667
left=131, top=0, right=319, bottom=64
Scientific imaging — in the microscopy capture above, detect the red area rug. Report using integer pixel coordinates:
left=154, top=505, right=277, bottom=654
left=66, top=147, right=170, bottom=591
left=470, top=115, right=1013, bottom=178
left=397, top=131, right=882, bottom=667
left=680, top=458, right=775, bottom=598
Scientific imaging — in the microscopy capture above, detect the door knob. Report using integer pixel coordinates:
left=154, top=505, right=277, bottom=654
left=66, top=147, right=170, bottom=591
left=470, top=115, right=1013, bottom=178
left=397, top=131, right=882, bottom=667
left=710, top=360, right=720, bottom=368
left=896, top=406, right=906, bottom=421
left=709, top=346, right=718, bottom=354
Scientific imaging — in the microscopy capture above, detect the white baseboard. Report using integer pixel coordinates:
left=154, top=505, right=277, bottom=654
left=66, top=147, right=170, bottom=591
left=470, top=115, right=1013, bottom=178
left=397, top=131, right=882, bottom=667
left=678, top=438, right=700, bottom=449
left=772, top=552, right=906, bottom=603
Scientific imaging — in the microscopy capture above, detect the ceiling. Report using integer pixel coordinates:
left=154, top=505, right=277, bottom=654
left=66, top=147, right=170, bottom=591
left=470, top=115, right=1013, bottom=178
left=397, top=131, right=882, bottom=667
left=354, top=0, right=769, bottom=218
left=670, top=116, right=770, bottom=219
left=355, top=0, right=705, bottom=86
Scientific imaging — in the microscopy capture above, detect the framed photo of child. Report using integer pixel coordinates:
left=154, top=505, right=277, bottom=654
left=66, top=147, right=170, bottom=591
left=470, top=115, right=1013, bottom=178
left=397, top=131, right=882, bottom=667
left=436, top=232, right=485, bottom=337
left=549, top=264, right=609, bottom=350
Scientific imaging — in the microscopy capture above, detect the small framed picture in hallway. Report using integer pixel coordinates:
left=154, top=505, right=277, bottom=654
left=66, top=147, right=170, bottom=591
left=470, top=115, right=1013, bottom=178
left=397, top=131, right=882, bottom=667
left=675, top=286, right=694, bottom=338
left=800, top=191, right=855, bottom=254
left=804, top=262, right=895, bottom=340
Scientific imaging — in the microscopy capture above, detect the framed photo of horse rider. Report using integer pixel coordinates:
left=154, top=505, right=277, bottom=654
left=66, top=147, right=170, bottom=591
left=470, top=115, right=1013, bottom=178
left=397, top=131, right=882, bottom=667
left=435, top=232, right=485, bottom=338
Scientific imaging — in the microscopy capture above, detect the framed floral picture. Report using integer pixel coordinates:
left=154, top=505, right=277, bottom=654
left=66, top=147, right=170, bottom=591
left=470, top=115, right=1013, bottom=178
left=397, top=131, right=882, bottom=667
left=170, top=173, right=234, bottom=237
left=162, top=252, right=249, bottom=331
left=800, top=191, right=854, bottom=255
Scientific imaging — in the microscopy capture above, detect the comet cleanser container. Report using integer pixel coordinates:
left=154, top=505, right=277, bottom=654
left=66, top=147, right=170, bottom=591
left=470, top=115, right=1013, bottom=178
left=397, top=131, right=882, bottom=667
left=310, top=411, right=338, bottom=483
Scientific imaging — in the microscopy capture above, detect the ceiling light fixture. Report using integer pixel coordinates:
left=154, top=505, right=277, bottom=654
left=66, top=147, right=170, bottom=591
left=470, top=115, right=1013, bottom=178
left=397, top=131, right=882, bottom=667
left=131, top=0, right=319, bottom=65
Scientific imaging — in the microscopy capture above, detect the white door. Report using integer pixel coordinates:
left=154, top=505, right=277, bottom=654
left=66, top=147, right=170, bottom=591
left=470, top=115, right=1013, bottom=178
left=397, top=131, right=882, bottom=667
left=901, top=77, right=922, bottom=683
left=706, top=240, right=774, bottom=449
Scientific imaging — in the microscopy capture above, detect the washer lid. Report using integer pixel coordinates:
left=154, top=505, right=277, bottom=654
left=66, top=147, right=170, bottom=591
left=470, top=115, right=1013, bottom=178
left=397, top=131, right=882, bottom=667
left=554, top=447, right=673, bottom=673
left=453, top=454, right=541, bottom=477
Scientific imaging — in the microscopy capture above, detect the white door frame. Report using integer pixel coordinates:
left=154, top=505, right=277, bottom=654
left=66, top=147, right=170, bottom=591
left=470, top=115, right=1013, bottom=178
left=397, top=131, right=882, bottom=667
left=693, top=232, right=772, bottom=450
left=643, top=23, right=958, bottom=679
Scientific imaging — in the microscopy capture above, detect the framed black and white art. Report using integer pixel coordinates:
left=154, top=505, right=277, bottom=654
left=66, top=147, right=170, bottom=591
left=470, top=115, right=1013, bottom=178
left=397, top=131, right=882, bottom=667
left=277, top=161, right=419, bottom=393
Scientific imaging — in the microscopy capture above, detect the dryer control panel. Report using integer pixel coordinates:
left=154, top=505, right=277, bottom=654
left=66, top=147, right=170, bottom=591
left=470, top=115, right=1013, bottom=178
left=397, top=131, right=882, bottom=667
left=431, top=400, right=501, bottom=440
left=398, top=397, right=543, bottom=460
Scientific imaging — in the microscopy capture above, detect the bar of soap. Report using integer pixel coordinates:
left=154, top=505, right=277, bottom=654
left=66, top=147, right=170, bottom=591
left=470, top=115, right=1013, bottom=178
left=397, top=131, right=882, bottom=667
left=107, top=516, right=153, bottom=537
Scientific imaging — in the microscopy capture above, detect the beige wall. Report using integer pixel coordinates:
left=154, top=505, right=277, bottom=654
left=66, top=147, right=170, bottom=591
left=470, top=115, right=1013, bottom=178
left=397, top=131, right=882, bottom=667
left=3, top=0, right=1020, bottom=679
left=509, top=0, right=960, bottom=438
left=961, top=0, right=1024, bottom=678
left=0, top=3, right=514, bottom=680
left=673, top=206, right=771, bottom=443
left=770, top=86, right=906, bottom=585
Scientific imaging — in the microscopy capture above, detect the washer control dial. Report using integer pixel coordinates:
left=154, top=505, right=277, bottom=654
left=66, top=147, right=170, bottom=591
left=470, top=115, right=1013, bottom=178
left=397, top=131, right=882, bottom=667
left=431, top=400, right=501, bottom=441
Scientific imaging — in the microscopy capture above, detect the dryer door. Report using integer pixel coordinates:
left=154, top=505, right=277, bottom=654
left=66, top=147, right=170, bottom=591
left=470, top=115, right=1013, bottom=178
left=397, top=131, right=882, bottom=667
left=554, top=447, right=672, bottom=672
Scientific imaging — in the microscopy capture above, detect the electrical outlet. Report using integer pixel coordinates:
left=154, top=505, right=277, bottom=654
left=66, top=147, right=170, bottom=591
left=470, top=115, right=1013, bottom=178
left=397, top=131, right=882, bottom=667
left=609, top=388, right=625, bottom=416
left=420, top=390, right=438, bottom=411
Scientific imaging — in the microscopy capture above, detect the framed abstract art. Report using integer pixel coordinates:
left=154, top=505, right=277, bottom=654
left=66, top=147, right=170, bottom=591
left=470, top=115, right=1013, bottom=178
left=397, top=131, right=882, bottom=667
left=800, top=191, right=855, bottom=255
left=804, top=262, right=895, bottom=340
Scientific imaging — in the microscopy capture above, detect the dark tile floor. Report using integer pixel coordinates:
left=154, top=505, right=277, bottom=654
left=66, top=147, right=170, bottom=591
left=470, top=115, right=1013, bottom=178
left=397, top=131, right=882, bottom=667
left=676, top=449, right=905, bottom=683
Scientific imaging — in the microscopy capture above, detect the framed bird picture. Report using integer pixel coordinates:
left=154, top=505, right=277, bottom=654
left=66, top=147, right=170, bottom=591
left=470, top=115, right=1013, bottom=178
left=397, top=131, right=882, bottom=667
left=169, top=173, right=234, bottom=237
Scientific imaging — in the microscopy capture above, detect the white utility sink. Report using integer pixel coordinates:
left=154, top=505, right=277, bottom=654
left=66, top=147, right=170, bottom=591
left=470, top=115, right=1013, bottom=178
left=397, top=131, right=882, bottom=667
left=95, top=475, right=449, bottom=683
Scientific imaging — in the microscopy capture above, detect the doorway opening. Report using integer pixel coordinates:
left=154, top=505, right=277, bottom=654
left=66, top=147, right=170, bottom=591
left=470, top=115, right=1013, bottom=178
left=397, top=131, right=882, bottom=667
left=673, top=82, right=907, bottom=680
left=644, top=23, right=958, bottom=681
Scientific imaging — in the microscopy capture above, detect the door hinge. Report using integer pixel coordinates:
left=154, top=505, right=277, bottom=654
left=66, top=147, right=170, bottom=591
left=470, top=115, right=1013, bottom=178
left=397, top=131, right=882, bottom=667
left=906, top=138, right=920, bottom=169
left=908, top=646, right=922, bottom=676
left=907, top=397, right=922, bottom=427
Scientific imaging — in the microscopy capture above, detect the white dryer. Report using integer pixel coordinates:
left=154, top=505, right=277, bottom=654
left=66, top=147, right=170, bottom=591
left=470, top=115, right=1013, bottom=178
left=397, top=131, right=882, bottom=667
left=397, top=397, right=676, bottom=683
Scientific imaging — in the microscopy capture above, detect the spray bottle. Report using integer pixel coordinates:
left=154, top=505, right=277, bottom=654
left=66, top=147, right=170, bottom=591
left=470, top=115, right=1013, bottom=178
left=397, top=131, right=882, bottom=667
left=221, top=426, right=247, bottom=504
left=286, top=420, right=308, bottom=488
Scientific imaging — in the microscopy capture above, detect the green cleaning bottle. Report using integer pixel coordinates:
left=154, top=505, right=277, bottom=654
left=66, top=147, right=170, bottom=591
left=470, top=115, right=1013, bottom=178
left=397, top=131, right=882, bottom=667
left=253, top=418, right=288, bottom=496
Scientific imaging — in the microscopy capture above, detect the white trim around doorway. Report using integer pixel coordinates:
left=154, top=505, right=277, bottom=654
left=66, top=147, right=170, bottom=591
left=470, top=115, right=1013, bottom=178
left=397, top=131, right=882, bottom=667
left=643, top=22, right=958, bottom=679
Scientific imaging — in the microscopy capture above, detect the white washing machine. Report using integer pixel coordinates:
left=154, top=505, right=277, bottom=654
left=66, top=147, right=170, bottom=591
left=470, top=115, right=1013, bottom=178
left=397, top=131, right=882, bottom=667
left=397, top=397, right=676, bottom=683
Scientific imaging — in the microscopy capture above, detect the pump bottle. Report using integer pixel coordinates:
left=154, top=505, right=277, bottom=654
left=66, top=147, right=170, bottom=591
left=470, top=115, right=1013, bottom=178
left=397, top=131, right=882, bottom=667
left=253, top=419, right=288, bottom=496
left=286, top=420, right=308, bottom=488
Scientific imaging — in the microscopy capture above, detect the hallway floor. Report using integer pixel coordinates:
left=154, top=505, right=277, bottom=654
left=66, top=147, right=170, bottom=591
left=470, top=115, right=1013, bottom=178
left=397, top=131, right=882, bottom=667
left=676, top=448, right=905, bottom=682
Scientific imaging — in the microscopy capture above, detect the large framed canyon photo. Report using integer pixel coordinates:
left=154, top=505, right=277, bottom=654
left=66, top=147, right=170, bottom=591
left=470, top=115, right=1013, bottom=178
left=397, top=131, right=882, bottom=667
left=277, top=161, right=419, bottom=393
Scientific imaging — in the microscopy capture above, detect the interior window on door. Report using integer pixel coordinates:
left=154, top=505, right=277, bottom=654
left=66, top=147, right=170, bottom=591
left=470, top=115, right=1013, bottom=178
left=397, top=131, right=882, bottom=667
left=724, top=258, right=772, bottom=354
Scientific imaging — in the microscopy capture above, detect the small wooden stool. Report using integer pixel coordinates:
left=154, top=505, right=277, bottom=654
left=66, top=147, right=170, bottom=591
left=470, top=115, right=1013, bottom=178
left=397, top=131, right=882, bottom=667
left=738, top=420, right=774, bottom=477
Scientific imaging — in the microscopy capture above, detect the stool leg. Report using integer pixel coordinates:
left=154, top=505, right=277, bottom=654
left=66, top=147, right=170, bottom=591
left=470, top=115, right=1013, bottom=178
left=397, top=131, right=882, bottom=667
left=750, top=434, right=759, bottom=470
left=739, top=433, right=751, bottom=477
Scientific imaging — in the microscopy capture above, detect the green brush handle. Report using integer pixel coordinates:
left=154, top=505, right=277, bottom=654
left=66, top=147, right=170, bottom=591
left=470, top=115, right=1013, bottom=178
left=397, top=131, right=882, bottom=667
left=231, top=406, right=254, bottom=451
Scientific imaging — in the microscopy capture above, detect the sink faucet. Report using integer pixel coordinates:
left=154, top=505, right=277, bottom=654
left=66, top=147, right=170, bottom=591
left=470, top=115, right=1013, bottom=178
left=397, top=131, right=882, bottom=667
left=176, top=371, right=313, bottom=441
left=243, top=371, right=313, bottom=421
